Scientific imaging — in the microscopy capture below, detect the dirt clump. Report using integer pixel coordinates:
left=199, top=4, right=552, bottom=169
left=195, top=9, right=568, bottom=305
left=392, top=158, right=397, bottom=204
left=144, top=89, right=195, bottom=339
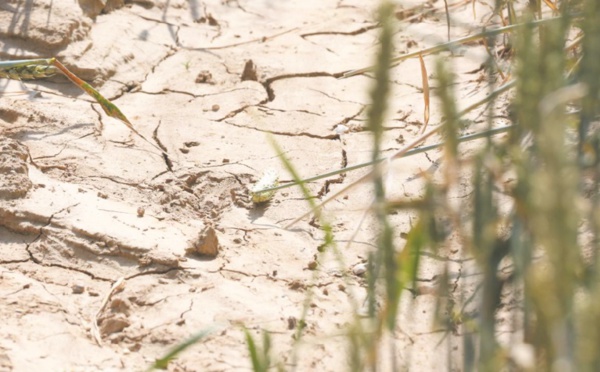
left=186, top=224, right=220, bottom=257
left=0, top=138, right=32, bottom=200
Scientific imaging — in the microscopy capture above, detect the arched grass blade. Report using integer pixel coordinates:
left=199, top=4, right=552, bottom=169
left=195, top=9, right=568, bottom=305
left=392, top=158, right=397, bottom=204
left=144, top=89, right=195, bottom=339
left=50, top=58, right=171, bottom=162
left=1, top=58, right=172, bottom=165
left=50, top=59, right=134, bottom=133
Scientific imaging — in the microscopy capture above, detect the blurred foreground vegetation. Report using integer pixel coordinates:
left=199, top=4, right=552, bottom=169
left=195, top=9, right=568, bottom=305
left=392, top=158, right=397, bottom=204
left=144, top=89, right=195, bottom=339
left=152, top=0, right=600, bottom=370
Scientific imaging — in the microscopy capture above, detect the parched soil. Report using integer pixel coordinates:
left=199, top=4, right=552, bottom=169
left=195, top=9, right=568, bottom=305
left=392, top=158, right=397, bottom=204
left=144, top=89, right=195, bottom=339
left=0, top=0, right=510, bottom=370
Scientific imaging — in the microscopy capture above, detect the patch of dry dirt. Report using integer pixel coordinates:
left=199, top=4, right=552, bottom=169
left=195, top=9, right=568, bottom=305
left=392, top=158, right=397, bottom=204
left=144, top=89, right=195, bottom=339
left=0, top=0, right=508, bottom=370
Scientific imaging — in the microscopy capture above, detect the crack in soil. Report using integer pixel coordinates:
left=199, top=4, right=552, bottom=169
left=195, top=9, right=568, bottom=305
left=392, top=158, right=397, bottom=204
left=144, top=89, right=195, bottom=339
left=215, top=72, right=349, bottom=125
left=222, top=0, right=264, bottom=18
left=332, top=106, right=366, bottom=129
left=221, top=119, right=338, bottom=140
left=129, top=10, right=182, bottom=46
left=107, top=44, right=178, bottom=103
left=200, top=4, right=224, bottom=43
left=32, top=142, right=69, bottom=160
left=262, top=72, right=342, bottom=102
left=90, top=103, right=105, bottom=133
left=152, top=119, right=168, bottom=151
left=257, top=105, right=323, bottom=117
left=309, top=88, right=365, bottom=106
left=138, top=87, right=265, bottom=105
left=23, top=203, right=113, bottom=282
left=125, top=267, right=181, bottom=280
left=181, top=27, right=299, bottom=51
left=179, top=299, right=194, bottom=319
left=1, top=284, right=32, bottom=297
left=32, top=132, right=95, bottom=162
left=216, top=100, right=268, bottom=122
left=85, top=175, right=148, bottom=189
left=0, top=258, right=29, bottom=265
left=217, top=263, right=337, bottom=290
left=316, top=149, right=347, bottom=198
left=132, top=13, right=181, bottom=30
left=300, top=24, right=378, bottom=38
left=420, top=251, right=473, bottom=263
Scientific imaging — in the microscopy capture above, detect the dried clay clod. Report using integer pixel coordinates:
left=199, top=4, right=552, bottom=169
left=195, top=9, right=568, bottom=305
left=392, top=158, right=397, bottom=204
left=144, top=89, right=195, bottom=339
left=186, top=225, right=220, bottom=257
left=241, top=59, right=258, bottom=82
left=79, top=0, right=127, bottom=18
left=0, top=138, right=32, bottom=200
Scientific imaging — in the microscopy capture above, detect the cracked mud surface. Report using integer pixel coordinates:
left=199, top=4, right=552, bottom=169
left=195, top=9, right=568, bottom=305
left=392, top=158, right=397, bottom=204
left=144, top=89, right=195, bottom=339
left=0, top=0, right=511, bottom=370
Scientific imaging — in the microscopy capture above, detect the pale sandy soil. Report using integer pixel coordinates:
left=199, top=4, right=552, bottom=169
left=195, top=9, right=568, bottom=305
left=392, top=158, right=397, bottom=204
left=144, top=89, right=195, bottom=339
left=0, top=0, right=511, bottom=371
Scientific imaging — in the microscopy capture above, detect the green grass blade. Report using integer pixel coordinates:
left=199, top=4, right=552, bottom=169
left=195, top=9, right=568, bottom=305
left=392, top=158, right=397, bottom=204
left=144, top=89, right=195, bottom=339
left=254, top=126, right=513, bottom=196
left=147, top=327, right=216, bottom=370
left=244, top=329, right=272, bottom=372
left=49, top=59, right=135, bottom=129
left=244, top=329, right=263, bottom=372
left=0, top=58, right=135, bottom=133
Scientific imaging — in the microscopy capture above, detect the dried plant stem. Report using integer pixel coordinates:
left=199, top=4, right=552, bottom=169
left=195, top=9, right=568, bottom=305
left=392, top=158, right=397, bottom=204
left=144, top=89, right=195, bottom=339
left=340, top=15, right=568, bottom=78
left=282, top=79, right=514, bottom=229
left=91, top=277, right=126, bottom=346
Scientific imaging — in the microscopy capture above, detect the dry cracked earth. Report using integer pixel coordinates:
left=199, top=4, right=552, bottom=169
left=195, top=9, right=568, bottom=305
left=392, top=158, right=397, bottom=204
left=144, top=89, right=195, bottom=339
left=0, top=0, right=512, bottom=371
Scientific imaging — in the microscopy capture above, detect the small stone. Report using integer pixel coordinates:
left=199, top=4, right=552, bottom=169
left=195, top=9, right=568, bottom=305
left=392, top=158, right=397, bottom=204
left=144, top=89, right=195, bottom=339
left=352, top=263, right=367, bottom=276
left=211, top=104, right=220, bottom=112
left=241, top=59, right=258, bottom=81
left=129, top=343, right=142, bottom=352
left=288, top=280, right=305, bottom=291
left=72, top=284, right=85, bottom=294
left=195, top=13, right=219, bottom=26
left=186, top=225, right=220, bottom=257
left=110, top=298, right=131, bottom=315
left=307, top=261, right=318, bottom=270
left=0, top=138, right=33, bottom=200
left=100, top=315, right=130, bottom=336
left=334, top=124, right=349, bottom=135
left=287, top=316, right=297, bottom=330
left=195, top=70, right=214, bottom=84
left=137, top=207, right=145, bottom=218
